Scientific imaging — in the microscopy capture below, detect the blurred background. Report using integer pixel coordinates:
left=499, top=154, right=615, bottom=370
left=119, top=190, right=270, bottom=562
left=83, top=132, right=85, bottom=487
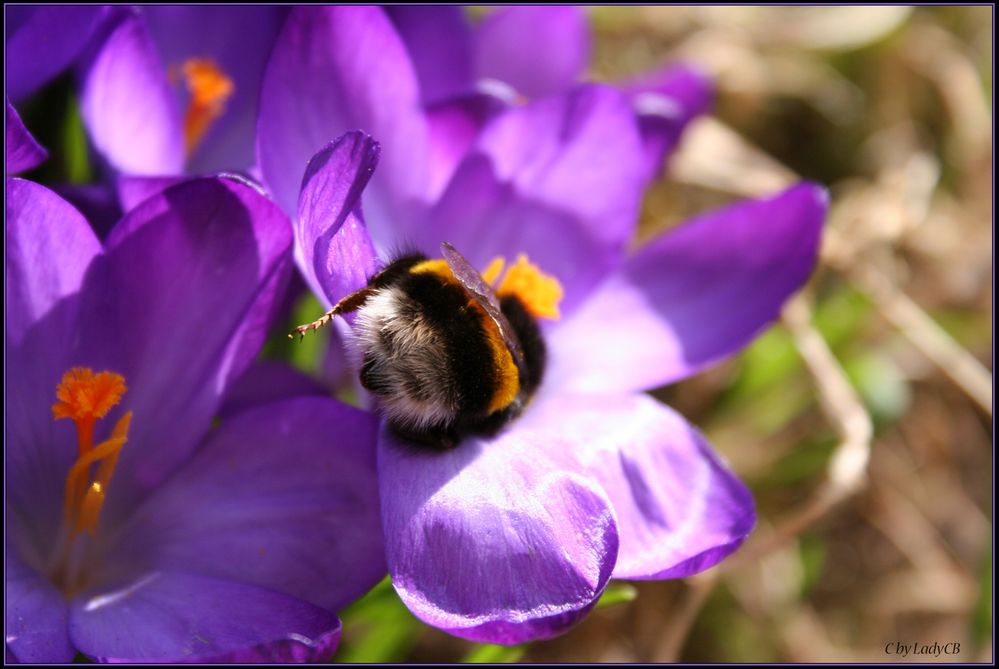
left=14, top=5, right=992, bottom=664
left=338, top=6, right=993, bottom=663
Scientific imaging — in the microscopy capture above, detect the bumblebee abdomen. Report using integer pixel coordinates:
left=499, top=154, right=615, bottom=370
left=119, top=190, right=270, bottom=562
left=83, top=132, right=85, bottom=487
left=344, top=250, right=550, bottom=448
left=352, top=270, right=513, bottom=431
left=402, top=271, right=500, bottom=415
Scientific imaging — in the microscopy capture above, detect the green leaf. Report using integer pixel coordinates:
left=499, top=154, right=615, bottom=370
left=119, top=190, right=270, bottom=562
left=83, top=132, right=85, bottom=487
left=287, top=294, right=331, bottom=373
left=813, top=286, right=872, bottom=350
left=725, top=328, right=802, bottom=402
left=261, top=293, right=330, bottom=374
left=462, top=643, right=525, bottom=664
left=845, top=352, right=911, bottom=424
left=61, top=95, right=91, bottom=184
left=798, top=534, right=828, bottom=597
left=596, top=582, right=637, bottom=609
left=336, top=577, right=422, bottom=663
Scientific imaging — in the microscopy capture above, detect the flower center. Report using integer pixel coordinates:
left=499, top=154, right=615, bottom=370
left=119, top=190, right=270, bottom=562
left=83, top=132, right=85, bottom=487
left=177, top=57, right=234, bottom=155
left=48, top=368, right=132, bottom=593
left=481, top=254, right=564, bottom=320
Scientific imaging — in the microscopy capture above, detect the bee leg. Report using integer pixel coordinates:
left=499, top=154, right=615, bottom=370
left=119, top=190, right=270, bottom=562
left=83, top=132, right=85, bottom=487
left=288, top=286, right=376, bottom=340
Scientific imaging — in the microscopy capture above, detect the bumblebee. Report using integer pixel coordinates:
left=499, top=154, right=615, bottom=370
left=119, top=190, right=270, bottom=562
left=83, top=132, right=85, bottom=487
left=292, top=243, right=562, bottom=449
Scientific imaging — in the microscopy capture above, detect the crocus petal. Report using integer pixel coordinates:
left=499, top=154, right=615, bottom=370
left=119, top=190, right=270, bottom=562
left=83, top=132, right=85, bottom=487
left=70, top=571, right=340, bottom=663
left=5, top=549, right=75, bottom=663
left=548, top=183, right=828, bottom=393
left=426, top=90, right=511, bottom=201
left=5, top=179, right=99, bottom=346
left=257, top=6, right=430, bottom=235
left=475, top=7, right=589, bottom=99
left=218, top=361, right=329, bottom=418
left=419, top=85, right=646, bottom=312
left=379, top=400, right=619, bottom=644
left=295, top=133, right=380, bottom=308
left=6, top=101, right=47, bottom=174
left=110, top=398, right=383, bottom=611
left=624, top=64, right=714, bottom=180
left=5, top=6, right=107, bottom=102
left=79, top=8, right=184, bottom=175
left=141, top=6, right=287, bottom=173
left=387, top=6, right=474, bottom=104
left=549, top=393, right=755, bottom=579
left=5, top=179, right=102, bottom=555
left=74, top=177, right=292, bottom=515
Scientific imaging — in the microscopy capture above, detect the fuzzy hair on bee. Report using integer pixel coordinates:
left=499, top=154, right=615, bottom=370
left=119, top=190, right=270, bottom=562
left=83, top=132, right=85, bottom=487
left=292, top=243, right=546, bottom=449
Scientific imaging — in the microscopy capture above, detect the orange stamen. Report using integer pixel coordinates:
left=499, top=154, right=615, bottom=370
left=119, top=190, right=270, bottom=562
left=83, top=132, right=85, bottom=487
left=181, top=58, right=234, bottom=155
left=488, top=254, right=564, bottom=320
left=53, top=368, right=131, bottom=537
left=52, top=367, right=126, bottom=423
left=480, top=257, right=506, bottom=285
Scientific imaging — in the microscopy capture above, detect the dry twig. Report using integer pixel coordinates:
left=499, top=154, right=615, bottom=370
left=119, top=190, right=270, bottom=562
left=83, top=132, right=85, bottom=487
left=845, top=262, right=993, bottom=415
left=724, top=294, right=874, bottom=571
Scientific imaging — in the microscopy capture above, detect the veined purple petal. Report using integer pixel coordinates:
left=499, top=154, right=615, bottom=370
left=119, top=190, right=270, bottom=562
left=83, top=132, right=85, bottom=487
left=218, top=361, right=329, bottom=418
left=551, top=393, right=755, bottom=579
left=473, top=84, right=645, bottom=252
left=74, top=177, right=292, bottom=518
left=475, top=7, right=589, bottom=99
left=547, top=183, right=828, bottom=393
left=6, top=101, right=47, bottom=174
left=418, top=85, right=646, bottom=313
left=5, top=179, right=99, bottom=346
left=79, top=8, right=183, bottom=175
left=623, top=64, right=714, bottom=180
left=70, top=571, right=340, bottom=662
left=140, top=6, right=287, bottom=173
left=5, top=179, right=102, bottom=559
left=5, top=6, right=107, bottom=102
left=257, top=6, right=430, bottom=237
left=426, top=90, right=511, bottom=201
left=387, top=7, right=474, bottom=104
left=295, top=133, right=380, bottom=309
left=379, top=398, right=619, bottom=644
left=110, top=398, right=384, bottom=612
left=5, top=549, right=75, bottom=663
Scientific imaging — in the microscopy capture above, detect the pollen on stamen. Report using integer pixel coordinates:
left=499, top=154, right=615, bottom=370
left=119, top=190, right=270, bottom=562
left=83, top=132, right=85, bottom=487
left=52, top=368, right=127, bottom=422
left=181, top=57, right=234, bottom=155
left=493, top=255, right=564, bottom=320
left=481, top=257, right=506, bottom=285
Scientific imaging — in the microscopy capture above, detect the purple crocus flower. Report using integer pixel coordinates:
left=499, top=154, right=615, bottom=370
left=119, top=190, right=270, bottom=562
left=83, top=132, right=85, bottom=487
left=255, top=7, right=827, bottom=643
left=6, top=134, right=385, bottom=660
left=386, top=6, right=712, bottom=181
left=6, top=5, right=285, bottom=176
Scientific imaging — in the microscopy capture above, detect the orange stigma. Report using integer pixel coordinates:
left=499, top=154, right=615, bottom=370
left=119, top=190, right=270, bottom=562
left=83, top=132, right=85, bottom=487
left=180, top=58, right=234, bottom=155
left=53, top=368, right=132, bottom=537
left=483, top=255, right=564, bottom=319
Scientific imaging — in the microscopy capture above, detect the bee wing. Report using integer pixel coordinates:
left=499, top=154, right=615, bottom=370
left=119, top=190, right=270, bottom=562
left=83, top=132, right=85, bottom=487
left=441, top=242, right=527, bottom=375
